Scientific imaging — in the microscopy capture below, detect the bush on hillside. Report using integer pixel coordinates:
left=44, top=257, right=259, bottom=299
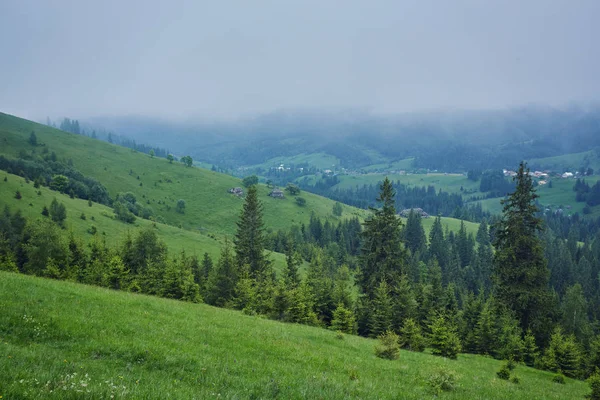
left=374, top=330, right=400, bottom=360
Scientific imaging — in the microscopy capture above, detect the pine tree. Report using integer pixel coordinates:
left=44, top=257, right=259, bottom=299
left=399, top=318, right=425, bottom=352
left=428, top=215, right=448, bottom=270
left=206, top=239, right=237, bottom=307
left=493, top=161, right=552, bottom=341
left=456, top=220, right=472, bottom=268
left=542, top=327, right=582, bottom=378
left=523, top=329, right=539, bottom=367
left=428, top=314, right=461, bottom=359
left=234, top=185, right=271, bottom=280
left=358, top=178, right=406, bottom=299
left=369, top=280, right=393, bottom=337
left=474, top=297, right=497, bottom=355
left=330, top=303, right=357, bottom=334
left=404, top=209, right=426, bottom=255
left=390, top=275, right=418, bottom=332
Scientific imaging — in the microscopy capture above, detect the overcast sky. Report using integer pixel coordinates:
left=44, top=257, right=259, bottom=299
left=1, top=0, right=599, bottom=120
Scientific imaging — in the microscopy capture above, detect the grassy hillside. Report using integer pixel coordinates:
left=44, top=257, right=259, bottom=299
left=530, top=149, right=600, bottom=174
left=0, top=112, right=365, bottom=238
left=0, top=272, right=587, bottom=399
left=0, top=172, right=291, bottom=271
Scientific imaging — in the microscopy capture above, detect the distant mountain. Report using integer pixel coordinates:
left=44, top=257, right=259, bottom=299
left=86, top=105, right=600, bottom=171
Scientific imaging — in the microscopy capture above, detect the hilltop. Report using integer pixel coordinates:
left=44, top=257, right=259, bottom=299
left=0, top=272, right=587, bottom=399
left=0, top=112, right=364, bottom=238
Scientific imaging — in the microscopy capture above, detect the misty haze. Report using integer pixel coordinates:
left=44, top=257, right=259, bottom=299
left=1, top=1, right=600, bottom=399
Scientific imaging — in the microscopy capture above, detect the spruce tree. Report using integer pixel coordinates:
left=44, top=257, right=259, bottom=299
left=330, top=303, right=357, bottom=334
left=369, top=280, right=393, bottom=337
left=404, top=209, right=426, bottom=256
left=206, top=238, right=237, bottom=307
left=522, top=329, right=539, bottom=367
left=428, top=215, right=448, bottom=271
left=493, top=161, right=552, bottom=341
left=358, top=178, right=406, bottom=299
left=234, top=185, right=270, bottom=280
left=399, top=318, right=425, bottom=352
left=428, top=314, right=461, bottom=359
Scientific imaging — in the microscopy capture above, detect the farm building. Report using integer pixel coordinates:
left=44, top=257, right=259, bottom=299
left=228, top=187, right=244, bottom=197
left=399, top=208, right=430, bottom=218
left=269, top=189, right=285, bottom=199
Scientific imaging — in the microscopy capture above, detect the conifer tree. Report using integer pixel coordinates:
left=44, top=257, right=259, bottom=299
left=106, top=254, right=129, bottom=290
left=404, top=209, right=426, bottom=255
left=428, top=314, right=461, bottom=359
left=428, top=215, right=448, bottom=270
left=474, top=297, right=497, bottom=355
left=542, top=326, right=582, bottom=378
left=369, top=280, right=393, bottom=337
left=206, top=238, right=237, bottom=307
left=358, top=178, right=406, bottom=299
left=390, top=275, right=418, bottom=332
left=200, top=252, right=213, bottom=294
left=399, top=318, right=425, bottom=352
left=330, top=303, right=357, bottom=334
left=493, top=161, right=552, bottom=341
left=234, top=185, right=271, bottom=280
left=523, top=329, right=539, bottom=367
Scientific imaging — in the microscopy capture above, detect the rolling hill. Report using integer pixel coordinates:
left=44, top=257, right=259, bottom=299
left=0, top=271, right=588, bottom=399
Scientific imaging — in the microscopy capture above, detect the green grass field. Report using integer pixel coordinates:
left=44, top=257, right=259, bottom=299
left=0, top=172, right=292, bottom=272
left=0, top=272, right=588, bottom=399
left=359, top=157, right=415, bottom=172
left=247, top=152, right=340, bottom=171
left=0, top=112, right=364, bottom=238
left=317, top=173, right=481, bottom=195
left=530, top=149, right=600, bottom=174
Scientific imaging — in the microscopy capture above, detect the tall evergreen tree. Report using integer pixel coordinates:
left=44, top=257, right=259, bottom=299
left=206, top=239, right=237, bottom=307
left=358, top=178, right=406, bottom=299
left=404, top=209, right=426, bottom=256
left=493, top=162, right=552, bottom=342
left=234, top=185, right=271, bottom=280
left=428, top=215, right=448, bottom=271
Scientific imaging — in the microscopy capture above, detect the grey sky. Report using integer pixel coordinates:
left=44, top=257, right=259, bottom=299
left=1, top=0, right=599, bottom=120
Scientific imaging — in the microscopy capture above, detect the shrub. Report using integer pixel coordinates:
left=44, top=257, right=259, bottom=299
left=295, top=197, right=306, bottom=206
left=588, top=369, right=600, bottom=400
left=552, top=374, right=566, bottom=384
left=374, top=330, right=400, bottom=360
left=506, top=358, right=517, bottom=371
left=510, top=375, right=520, bottom=384
left=497, top=365, right=511, bottom=380
left=335, top=331, right=344, bottom=340
left=428, top=368, right=457, bottom=394
left=80, top=213, right=86, bottom=220
left=15, top=191, right=22, bottom=199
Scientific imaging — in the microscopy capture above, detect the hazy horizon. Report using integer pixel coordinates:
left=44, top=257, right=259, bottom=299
left=1, top=0, right=599, bottom=121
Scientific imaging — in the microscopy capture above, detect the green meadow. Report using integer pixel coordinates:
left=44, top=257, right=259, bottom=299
left=0, top=272, right=588, bottom=399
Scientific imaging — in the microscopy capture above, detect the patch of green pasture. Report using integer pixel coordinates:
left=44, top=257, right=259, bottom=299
left=0, top=272, right=588, bottom=399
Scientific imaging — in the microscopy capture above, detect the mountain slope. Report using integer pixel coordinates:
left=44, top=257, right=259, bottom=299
left=0, top=112, right=366, bottom=237
left=0, top=272, right=587, bottom=399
